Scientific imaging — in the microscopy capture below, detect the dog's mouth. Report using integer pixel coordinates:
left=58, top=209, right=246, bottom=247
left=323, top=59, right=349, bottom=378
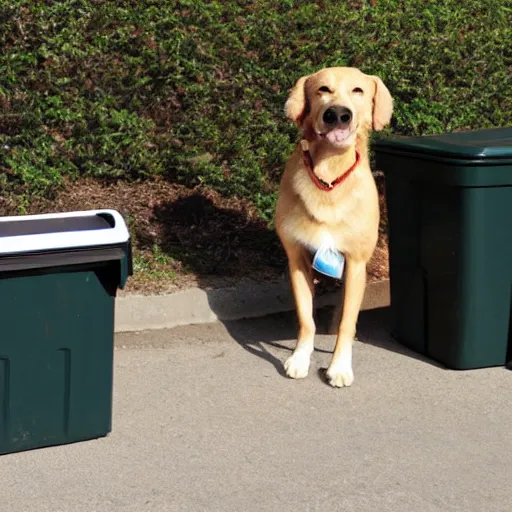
left=319, top=127, right=354, bottom=147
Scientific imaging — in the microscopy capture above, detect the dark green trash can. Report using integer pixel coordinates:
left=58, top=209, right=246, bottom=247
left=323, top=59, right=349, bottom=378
left=0, top=209, right=132, bottom=455
left=375, top=127, right=512, bottom=370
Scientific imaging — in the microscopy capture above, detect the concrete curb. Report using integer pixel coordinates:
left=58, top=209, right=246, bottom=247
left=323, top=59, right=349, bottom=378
left=114, top=278, right=390, bottom=332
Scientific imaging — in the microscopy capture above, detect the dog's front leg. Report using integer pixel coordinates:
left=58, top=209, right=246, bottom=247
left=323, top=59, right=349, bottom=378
left=284, top=246, right=315, bottom=379
left=326, top=258, right=367, bottom=387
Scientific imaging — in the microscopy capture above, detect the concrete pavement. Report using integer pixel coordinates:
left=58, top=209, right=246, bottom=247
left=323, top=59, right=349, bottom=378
left=1, top=307, right=511, bottom=512
left=114, top=278, right=390, bottom=333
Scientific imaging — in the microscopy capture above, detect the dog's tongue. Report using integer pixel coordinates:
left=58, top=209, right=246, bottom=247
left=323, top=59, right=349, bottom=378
left=326, top=128, right=350, bottom=143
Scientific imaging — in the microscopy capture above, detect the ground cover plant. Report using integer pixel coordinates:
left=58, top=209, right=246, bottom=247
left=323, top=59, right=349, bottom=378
left=1, top=0, right=510, bottom=291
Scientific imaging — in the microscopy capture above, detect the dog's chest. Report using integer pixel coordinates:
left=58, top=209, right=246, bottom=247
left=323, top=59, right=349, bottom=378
left=297, top=225, right=345, bottom=253
left=282, top=212, right=351, bottom=254
left=307, top=194, right=354, bottom=225
left=283, top=186, right=367, bottom=253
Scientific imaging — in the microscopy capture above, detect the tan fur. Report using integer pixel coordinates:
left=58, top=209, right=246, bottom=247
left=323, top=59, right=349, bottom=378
left=275, top=67, right=393, bottom=387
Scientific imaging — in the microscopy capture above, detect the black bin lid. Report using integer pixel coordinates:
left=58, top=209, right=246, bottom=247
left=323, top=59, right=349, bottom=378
left=374, top=127, right=512, bottom=186
left=375, top=127, right=512, bottom=163
left=0, top=209, right=131, bottom=273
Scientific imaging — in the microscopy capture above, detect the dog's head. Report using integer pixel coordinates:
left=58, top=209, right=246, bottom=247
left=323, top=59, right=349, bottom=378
left=285, top=67, right=393, bottom=148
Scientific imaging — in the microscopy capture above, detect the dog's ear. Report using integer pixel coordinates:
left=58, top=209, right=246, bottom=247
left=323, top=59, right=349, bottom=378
left=284, top=75, right=311, bottom=126
left=371, top=76, right=393, bottom=131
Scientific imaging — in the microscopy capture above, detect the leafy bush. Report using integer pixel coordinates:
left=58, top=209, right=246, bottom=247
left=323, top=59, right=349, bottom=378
left=1, top=0, right=511, bottom=220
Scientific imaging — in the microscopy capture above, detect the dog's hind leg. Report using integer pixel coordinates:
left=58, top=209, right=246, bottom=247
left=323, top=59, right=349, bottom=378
left=283, top=245, right=316, bottom=379
left=326, top=257, right=367, bottom=387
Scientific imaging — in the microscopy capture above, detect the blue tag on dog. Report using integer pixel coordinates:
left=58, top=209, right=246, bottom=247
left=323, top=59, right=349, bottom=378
left=312, top=245, right=345, bottom=279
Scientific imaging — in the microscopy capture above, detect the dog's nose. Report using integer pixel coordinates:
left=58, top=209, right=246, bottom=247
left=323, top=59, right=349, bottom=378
left=323, top=106, right=352, bottom=126
left=323, top=108, right=338, bottom=125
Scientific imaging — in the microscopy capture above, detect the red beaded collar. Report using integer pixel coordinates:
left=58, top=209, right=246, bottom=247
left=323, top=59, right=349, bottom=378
left=301, top=142, right=359, bottom=192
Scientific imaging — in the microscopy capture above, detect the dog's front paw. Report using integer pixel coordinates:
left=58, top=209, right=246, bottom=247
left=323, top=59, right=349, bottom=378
left=325, top=364, right=354, bottom=388
left=284, top=350, right=311, bottom=379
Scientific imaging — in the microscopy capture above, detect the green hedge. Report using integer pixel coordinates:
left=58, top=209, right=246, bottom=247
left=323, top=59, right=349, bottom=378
left=1, top=0, right=511, bottom=220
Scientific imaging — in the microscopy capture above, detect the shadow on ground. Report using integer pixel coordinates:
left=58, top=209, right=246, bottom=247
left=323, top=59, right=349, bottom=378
left=142, top=187, right=440, bottom=380
left=218, top=306, right=446, bottom=380
left=136, top=193, right=287, bottom=281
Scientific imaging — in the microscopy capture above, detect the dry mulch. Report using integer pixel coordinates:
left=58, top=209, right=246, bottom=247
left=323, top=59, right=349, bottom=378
left=0, top=174, right=389, bottom=295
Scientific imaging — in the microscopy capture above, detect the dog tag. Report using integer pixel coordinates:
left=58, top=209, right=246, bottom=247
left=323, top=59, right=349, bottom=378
left=312, top=245, right=345, bottom=279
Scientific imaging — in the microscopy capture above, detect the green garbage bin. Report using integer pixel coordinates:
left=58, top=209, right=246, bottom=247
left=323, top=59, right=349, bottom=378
left=374, top=127, right=512, bottom=370
left=0, top=209, right=132, bottom=455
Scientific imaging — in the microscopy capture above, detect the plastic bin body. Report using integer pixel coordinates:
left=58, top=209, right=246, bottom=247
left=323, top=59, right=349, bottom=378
left=375, top=127, right=512, bottom=370
left=0, top=210, right=131, bottom=454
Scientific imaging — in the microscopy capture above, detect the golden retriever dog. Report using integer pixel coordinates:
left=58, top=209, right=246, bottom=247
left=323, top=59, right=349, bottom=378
left=275, top=67, right=393, bottom=387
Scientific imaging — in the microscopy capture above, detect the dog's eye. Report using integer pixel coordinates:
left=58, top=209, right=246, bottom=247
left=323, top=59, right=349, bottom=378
left=318, top=86, right=332, bottom=93
left=352, top=87, right=364, bottom=94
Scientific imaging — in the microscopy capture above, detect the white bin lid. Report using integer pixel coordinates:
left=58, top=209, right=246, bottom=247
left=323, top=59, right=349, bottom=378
left=0, top=209, right=130, bottom=256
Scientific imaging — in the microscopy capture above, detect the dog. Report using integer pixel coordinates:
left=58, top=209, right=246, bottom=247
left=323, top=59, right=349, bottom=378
left=274, top=67, right=393, bottom=387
